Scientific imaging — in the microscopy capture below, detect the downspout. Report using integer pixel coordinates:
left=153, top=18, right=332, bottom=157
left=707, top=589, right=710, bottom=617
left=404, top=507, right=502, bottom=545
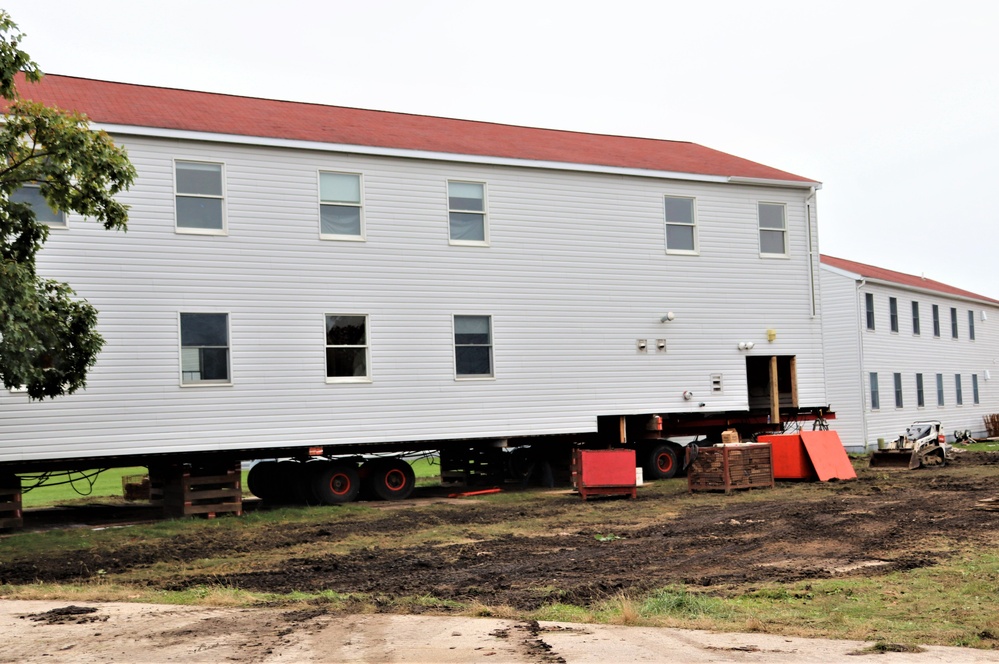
left=805, top=187, right=817, bottom=317
left=856, top=278, right=869, bottom=450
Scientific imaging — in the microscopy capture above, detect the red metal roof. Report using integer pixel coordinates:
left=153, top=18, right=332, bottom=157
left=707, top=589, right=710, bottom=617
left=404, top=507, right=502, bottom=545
left=821, top=255, right=999, bottom=305
left=14, top=74, right=816, bottom=184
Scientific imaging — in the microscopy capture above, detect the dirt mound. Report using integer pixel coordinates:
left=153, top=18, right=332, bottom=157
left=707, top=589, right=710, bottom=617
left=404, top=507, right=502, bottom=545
left=4, top=455, right=999, bottom=611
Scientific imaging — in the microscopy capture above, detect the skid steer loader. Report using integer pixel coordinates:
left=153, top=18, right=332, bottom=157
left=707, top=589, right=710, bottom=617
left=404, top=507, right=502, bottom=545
left=869, top=420, right=952, bottom=469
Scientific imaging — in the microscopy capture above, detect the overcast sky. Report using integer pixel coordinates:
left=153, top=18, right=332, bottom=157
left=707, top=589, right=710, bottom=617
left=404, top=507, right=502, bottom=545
left=4, top=0, right=998, bottom=297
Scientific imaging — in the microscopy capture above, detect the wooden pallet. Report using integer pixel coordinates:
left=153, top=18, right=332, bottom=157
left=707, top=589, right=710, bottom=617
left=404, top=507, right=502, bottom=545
left=688, top=444, right=774, bottom=494
left=150, top=463, right=242, bottom=518
left=0, top=474, right=23, bottom=530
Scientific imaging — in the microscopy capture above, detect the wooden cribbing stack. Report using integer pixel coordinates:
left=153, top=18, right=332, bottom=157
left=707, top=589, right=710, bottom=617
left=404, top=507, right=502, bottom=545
left=149, top=462, right=242, bottom=519
left=0, top=472, right=22, bottom=529
left=688, top=443, right=774, bottom=494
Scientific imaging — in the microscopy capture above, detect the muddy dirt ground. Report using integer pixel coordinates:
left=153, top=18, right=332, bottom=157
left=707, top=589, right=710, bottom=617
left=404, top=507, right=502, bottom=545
left=4, top=452, right=999, bottom=614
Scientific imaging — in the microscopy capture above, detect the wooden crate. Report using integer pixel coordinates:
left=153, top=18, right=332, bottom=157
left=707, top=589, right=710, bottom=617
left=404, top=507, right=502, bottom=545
left=150, top=463, right=242, bottom=518
left=688, top=443, right=773, bottom=494
left=0, top=474, right=23, bottom=530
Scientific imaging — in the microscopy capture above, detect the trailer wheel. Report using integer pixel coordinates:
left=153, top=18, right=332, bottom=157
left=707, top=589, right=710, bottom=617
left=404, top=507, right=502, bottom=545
left=644, top=443, right=679, bottom=480
left=247, top=461, right=279, bottom=501
left=314, top=462, right=360, bottom=504
left=368, top=459, right=416, bottom=501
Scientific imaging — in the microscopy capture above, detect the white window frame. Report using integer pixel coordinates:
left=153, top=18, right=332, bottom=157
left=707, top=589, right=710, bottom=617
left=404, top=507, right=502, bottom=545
left=453, top=314, right=494, bottom=380
left=889, top=297, right=899, bottom=333
left=757, top=201, right=788, bottom=258
left=936, top=373, right=945, bottom=406
left=968, top=310, right=976, bottom=341
left=324, top=313, right=371, bottom=383
left=869, top=372, right=880, bottom=411
left=447, top=180, right=489, bottom=247
left=12, top=183, right=67, bottom=228
left=955, top=373, right=964, bottom=406
left=663, top=195, right=698, bottom=255
left=893, top=372, right=903, bottom=408
left=915, top=373, right=925, bottom=408
left=318, top=171, right=365, bottom=241
left=174, top=159, right=227, bottom=235
left=911, top=301, right=920, bottom=336
left=178, top=312, right=232, bottom=386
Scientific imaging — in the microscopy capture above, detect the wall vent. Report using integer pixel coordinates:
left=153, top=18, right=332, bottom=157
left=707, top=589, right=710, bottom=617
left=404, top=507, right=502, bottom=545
left=710, top=373, right=723, bottom=393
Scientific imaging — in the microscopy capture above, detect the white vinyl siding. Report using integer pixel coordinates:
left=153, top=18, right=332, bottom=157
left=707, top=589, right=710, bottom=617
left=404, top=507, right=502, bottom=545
left=175, top=160, right=225, bottom=233
left=664, top=195, right=697, bottom=254
left=1, top=133, right=828, bottom=464
left=319, top=172, right=364, bottom=239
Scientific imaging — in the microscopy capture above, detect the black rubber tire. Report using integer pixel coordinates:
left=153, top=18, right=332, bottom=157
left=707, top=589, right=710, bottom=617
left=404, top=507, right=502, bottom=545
left=276, top=460, right=311, bottom=504
left=644, top=443, right=679, bottom=480
left=368, top=459, right=416, bottom=501
left=246, top=461, right=279, bottom=502
left=313, top=461, right=361, bottom=504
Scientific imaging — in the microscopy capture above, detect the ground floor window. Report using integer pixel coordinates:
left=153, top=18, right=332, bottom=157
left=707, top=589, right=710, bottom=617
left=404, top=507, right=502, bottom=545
left=454, top=315, right=492, bottom=377
left=325, top=315, right=369, bottom=381
left=870, top=372, right=880, bottom=410
left=180, top=313, right=230, bottom=384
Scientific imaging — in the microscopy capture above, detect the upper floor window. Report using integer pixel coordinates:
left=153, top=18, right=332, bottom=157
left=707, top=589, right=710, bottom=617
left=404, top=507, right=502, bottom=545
left=10, top=184, right=66, bottom=227
left=448, top=181, right=487, bottom=245
left=325, top=314, right=369, bottom=382
left=889, top=297, right=899, bottom=333
left=865, top=293, right=875, bottom=330
left=454, top=315, right=493, bottom=378
left=950, top=307, right=959, bottom=339
left=320, top=172, right=364, bottom=239
left=175, top=160, right=225, bottom=233
left=664, top=196, right=697, bottom=254
left=758, top=202, right=786, bottom=256
left=869, top=372, right=880, bottom=410
left=969, top=310, right=976, bottom=341
left=180, top=313, right=230, bottom=385
left=911, top=301, right=920, bottom=336
left=932, top=305, right=940, bottom=337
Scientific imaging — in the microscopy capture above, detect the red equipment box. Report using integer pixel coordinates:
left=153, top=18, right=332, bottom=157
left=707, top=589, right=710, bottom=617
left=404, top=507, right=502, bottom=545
left=571, top=449, right=637, bottom=500
left=757, top=434, right=816, bottom=480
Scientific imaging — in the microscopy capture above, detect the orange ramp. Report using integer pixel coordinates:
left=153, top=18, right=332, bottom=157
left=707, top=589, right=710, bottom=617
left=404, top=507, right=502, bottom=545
left=799, top=431, right=857, bottom=481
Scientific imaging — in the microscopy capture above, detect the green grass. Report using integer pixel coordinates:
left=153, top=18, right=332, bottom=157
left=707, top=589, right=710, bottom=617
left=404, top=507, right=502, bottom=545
left=963, top=441, right=999, bottom=452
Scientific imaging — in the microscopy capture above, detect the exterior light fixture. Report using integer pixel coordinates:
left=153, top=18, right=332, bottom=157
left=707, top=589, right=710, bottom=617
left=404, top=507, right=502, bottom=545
left=738, top=341, right=755, bottom=351
left=660, top=312, right=676, bottom=323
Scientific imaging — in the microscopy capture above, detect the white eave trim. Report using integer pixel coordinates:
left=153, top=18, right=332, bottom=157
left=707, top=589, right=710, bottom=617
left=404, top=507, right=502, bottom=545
left=93, top=122, right=817, bottom=188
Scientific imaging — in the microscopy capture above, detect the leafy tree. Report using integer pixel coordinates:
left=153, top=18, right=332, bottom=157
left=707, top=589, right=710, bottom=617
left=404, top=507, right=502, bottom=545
left=0, top=11, right=135, bottom=399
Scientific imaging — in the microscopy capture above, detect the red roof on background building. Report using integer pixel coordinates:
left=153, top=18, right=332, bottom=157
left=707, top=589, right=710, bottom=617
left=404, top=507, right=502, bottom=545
left=821, top=255, right=999, bottom=305
left=14, top=74, right=816, bottom=184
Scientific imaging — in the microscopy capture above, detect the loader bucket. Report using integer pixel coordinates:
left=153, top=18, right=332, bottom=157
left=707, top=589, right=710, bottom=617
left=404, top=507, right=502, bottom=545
left=868, top=451, right=914, bottom=469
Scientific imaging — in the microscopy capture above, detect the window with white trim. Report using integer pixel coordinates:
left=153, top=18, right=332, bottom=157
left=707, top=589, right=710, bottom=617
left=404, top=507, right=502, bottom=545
left=916, top=373, right=925, bottom=407
left=951, top=307, right=959, bottom=339
left=758, top=202, right=787, bottom=256
left=454, top=315, right=492, bottom=377
left=11, top=184, right=66, bottom=227
left=664, top=195, right=697, bottom=254
left=893, top=372, right=903, bottom=408
left=911, top=301, right=920, bottom=335
left=175, top=160, right=225, bottom=232
left=325, top=314, right=369, bottom=381
left=973, top=373, right=980, bottom=404
left=889, top=297, right=899, bottom=333
left=936, top=373, right=944, bottom=406
left=869, top=372, right=880, bottom=410
left=865, top=293, right=875, bottom=330
left=956, top=374, right=964, bottom=405
left=448, top=181, right=487, bottom=245
left=319, top=172, right=363, bottom=239
left=969, top=310, right=976, bottom=340
left=180, top=313, right=230, bottom=384
left=932, top=304, right=941, bottom=337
